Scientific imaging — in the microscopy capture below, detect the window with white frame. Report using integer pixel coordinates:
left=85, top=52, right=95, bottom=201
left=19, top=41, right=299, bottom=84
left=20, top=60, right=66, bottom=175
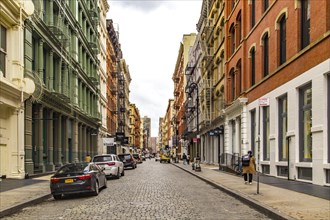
left=299, top=83, right=312, bottom=162
left=328, top=74, right=330, bottom=163
left=250, top=109, right=256, bottom=154
left=278, top=95, right=288, bottom=161
left=262, top=106, right=270, bottom=161
left=0, top=25, right=7, bottom=77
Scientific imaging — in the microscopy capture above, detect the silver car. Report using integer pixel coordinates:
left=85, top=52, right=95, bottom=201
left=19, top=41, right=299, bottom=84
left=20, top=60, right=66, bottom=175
left=92, top=154, right=124, bottom=179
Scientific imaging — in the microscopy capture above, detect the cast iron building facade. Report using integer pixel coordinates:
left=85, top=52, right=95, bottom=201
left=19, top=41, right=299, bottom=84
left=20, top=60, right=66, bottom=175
left=23, top=0, right=101, bottom=175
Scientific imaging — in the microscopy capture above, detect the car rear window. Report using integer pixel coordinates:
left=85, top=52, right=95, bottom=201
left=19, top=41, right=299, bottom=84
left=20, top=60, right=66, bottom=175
left=56, top=163, right=88, bottom=175
left=119, top=155, right=131, bottom=160
left=93, top=156, right=112, bottom=162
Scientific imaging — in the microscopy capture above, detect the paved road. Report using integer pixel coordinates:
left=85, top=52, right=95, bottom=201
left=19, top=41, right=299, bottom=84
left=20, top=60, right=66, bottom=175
left=3, top=160, right=270, bottom=220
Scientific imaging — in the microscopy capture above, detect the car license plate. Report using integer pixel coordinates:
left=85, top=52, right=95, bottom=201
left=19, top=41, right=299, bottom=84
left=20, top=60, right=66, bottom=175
left=65, top=179, right=74, bottom=183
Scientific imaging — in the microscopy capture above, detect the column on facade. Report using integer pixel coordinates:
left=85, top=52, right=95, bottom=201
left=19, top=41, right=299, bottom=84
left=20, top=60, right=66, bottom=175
left=48, top=50, right=54, bottom=91
left=86, top=128, right=90, bottom=154
left=48, top=0, right=54, bottom=26
left=78, top=123, right=82, bottom=161
left=54, top=113, right=62, bottom=168
left=46, top=110, right=54, bottom=171
left=57, top=60, right=62, bottom=93
left=62, top=63, right=68, bottom=96
left=24, top=100, right=34, bottom=175
left=62, top=116, right=69, bottom=164
left=37, top=105, right=45, bottom=172
left=82, top=125, right=87, bottom=159
left=38, top=40, right=44, bottom=82
left=72, top=120, right=79, bottom=162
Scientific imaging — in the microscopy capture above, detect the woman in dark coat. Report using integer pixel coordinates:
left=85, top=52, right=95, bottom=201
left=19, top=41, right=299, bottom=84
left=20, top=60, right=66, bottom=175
left=242, top=150, right=256, bottom=184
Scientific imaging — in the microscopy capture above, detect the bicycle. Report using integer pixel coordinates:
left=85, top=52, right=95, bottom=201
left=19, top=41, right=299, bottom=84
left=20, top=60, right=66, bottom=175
left=233, top=160, right=242, bottom=175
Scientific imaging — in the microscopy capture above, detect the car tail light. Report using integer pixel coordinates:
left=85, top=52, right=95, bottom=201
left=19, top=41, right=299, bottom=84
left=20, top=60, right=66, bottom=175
left=107, top=162, right=116, bottom=166
left=77, top=174, right=92, bottom=180
left=51, top=177, right=60, bottom=183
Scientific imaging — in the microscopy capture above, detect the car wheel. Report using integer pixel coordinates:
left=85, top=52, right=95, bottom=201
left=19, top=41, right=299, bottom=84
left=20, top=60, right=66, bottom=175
left=103, top=178, right=107, bottom=188
left=93, top=181, right=99, bottom=196
left=121, top=168, right=125, bottom=176
left=53, top=194, right=62, bottom=200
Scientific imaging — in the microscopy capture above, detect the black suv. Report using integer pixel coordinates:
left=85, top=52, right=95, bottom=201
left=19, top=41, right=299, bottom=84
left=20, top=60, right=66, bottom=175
left=118, top=154, right=137, bottom=169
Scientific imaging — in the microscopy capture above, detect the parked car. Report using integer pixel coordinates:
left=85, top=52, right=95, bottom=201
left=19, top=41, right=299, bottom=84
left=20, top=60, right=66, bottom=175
left=132, top=153, right=143, bottom=163
left=92, top=154, right=124, bottom=179
left=118, top=153, right=137, bottom=169
left=50, top=162, right=107, bottom=200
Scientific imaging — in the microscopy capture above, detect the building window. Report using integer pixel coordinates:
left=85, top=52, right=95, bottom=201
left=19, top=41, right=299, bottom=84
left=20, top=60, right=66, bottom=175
left=0, top=25, right=6, bottom=77
left=262, top=33, right=269, bottom=77
left=220, top=52, right=224, bottom=78
left=230, top=24, right=235, bottom=55
left=220, top=19, right=225, bottom=42
left=236, top=12, right=242, bottom=44
left=299, top=83, right=312, bottom=162
left=236, top=60, right=242, bottom=96
left=231, top=0, right=235, bottom=12
left=278, top=95, right=288, bottom=161
left=251, top=109, right=256, bottom=154
left=279, top=15, right=286, bottom=65
left=328, top=74, right=330, bottom=163
left=301, top=0, right=310, bottom=49
left=251, top=0, right=256, bottom=28
left=263, top=0, right=269, bottom=12
left=262, top=106, right=270, bottom=161
left=231, top=120, right=236, bottom=153
left=250, top=47, right=256, bottom=86
left=230, top=68, right=235, bottom=101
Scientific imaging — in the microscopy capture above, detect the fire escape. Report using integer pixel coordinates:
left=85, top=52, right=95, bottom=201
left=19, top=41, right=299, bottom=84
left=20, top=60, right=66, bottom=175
left=117, top=72, right=126, bottom=133
left=200, top=17, right=214, bottom=128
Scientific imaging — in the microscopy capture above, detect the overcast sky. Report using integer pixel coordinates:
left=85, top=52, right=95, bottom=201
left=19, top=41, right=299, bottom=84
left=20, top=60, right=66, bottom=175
left=106, top=0, right=202, bottom=137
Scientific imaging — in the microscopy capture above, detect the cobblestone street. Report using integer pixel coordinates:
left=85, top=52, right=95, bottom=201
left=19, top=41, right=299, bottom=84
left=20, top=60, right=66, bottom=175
left=3, top=160, right=270, bottom=220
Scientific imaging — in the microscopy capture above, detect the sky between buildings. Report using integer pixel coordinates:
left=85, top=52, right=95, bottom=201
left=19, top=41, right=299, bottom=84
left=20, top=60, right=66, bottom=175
left=107, top=0, right=202, bottom=136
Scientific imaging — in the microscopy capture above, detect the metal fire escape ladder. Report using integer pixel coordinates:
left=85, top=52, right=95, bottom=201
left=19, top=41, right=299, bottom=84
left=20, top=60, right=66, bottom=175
left=200, top=78, right=212, bottom=127
left=117, top=73, right=126, bottom=133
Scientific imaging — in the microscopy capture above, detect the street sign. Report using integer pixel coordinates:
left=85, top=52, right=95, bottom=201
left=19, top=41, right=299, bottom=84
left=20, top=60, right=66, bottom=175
left=259, top=98, right=270, bottom=106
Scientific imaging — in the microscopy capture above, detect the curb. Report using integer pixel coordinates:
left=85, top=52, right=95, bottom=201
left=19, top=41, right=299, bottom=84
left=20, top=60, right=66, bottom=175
left=172, top=163, right=294, bottom=220
left=0, top=194, right=52, bottom=218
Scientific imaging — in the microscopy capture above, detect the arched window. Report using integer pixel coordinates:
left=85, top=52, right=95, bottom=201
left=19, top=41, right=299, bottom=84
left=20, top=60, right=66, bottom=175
left=250, top=47, right=256, bottom=86
left=236, top=11, right=242, bottom=45
left=229, top=23, right=235, bottom=55
left=229, top=68, right=235, bottom=101
left=236, top=59, right=242, bottom=96
left=262, top=33, right=269, bottom=77
left=278, top=14, right=286, bottom=65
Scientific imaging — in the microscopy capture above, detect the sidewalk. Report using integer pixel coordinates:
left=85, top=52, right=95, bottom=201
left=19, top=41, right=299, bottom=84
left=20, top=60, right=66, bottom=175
left=0, top=175, right=53, bottom=218
left=0, top=164, right=329, bottom=219
left=173, top=162, right=330, bottom=220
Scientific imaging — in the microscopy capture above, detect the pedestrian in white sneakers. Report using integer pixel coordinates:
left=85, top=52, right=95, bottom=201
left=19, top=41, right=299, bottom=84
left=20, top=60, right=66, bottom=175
left=241, top=150, right=256, bottom=184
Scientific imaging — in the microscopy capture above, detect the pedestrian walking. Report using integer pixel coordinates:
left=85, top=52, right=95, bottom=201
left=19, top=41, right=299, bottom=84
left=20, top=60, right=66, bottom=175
left=182, top=153, right=187, bottom=165
left=85, top=154, right=91, bottom=162
left=187, top=154, right=190, bottom=165
left=242, top=150, right=256, bottom=184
